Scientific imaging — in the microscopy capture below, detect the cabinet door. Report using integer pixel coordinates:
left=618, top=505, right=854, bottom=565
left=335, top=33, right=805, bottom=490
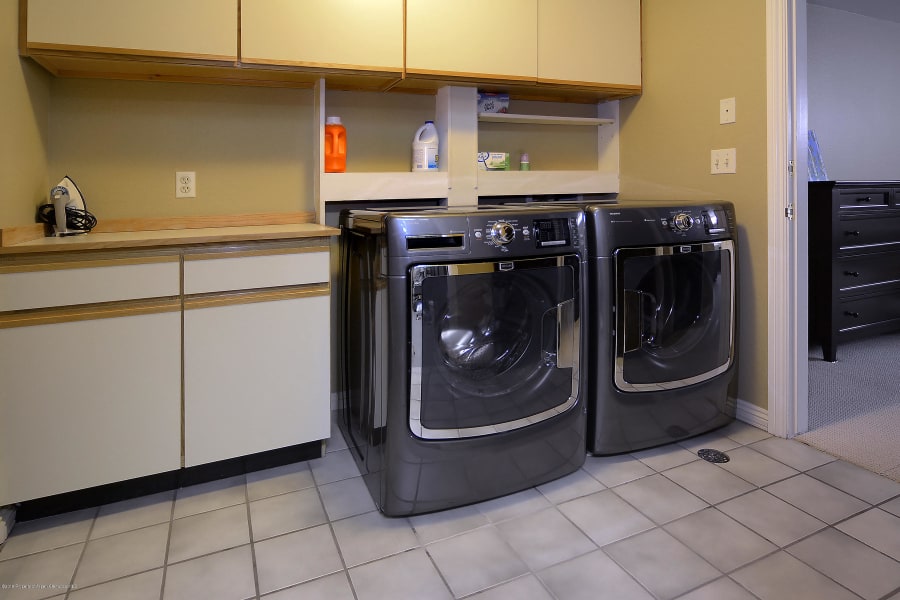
left=406, top=0, right=538, bottom=81
left=241, top=0, right=403, bottom=72
left=183, top=294, right=331, bottom=467
left=538, top=0, right=641, bottom=87
left=26, top=0, right=237, bottom=59
left=0, top=310, right=182, bottom=506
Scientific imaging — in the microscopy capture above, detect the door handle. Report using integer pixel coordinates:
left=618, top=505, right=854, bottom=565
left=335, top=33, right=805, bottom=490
left=542, top=299, right=576, bottom=369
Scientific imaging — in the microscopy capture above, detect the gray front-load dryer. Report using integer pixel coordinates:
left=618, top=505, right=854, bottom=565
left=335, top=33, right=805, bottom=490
left=337, top=205, right=587, bottom=516
left=584, top=202, right=738, bottom=454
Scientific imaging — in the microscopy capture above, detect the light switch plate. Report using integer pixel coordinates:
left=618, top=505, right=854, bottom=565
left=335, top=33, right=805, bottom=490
left=711, top=148, right=736, bottom=174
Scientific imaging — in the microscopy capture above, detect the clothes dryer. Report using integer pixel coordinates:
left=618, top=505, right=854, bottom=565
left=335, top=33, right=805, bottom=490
left=584, top=202, right=738, bottom=454
left=337, top=205, right=587, bottom=516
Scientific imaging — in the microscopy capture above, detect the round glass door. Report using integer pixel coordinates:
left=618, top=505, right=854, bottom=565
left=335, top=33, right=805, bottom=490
left=614, top=241, right=734, bottom=391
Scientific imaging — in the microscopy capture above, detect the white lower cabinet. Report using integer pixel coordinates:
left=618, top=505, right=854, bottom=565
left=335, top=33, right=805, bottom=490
left=0, top=309, right=182, bottom=506
left=0, top=239, right=333, bottom=505
left=183, top=293, right=331, bottom=467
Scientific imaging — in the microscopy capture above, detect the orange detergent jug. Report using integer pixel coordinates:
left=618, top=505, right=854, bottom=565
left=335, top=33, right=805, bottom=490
left=325, top=116, right=347, bottom=173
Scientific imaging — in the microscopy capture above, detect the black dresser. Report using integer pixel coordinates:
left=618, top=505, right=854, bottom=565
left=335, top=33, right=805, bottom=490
left=809, top=181, right=900, bottom=361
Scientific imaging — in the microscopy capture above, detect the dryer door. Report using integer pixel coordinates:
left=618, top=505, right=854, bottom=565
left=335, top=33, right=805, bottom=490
left=409, top=255, right=581, bottom=439
left=614, top=240, right=735, bottom=391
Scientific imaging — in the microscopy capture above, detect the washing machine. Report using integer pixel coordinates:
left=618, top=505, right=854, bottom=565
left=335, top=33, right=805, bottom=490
left=584, top=201, right=738, bottom=454
left=337, top=205, right=587, bottom=516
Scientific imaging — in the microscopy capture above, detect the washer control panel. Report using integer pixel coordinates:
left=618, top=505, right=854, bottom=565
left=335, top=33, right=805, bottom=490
left=473, top=217, right=576, bottom=253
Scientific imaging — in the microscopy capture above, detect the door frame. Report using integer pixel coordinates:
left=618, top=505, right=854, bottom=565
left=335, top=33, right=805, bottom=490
left=767, top=0, right=808, bottom=438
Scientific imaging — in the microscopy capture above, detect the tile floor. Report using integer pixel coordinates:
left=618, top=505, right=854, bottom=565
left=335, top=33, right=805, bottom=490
left=2, top=418, right=900, bottom=600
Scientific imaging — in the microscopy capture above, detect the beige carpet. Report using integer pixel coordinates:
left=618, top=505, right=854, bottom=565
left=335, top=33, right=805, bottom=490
left=801, top=333, right=900, bottom=483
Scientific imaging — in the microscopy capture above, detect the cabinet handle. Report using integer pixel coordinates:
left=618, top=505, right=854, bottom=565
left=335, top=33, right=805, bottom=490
left=844, top=311, right=860, bottom=318
left=856, top=196, right=873, bottom=203
left=844, top=230, right=861, bottom=236
left=843, top=271, right=861, bottom=277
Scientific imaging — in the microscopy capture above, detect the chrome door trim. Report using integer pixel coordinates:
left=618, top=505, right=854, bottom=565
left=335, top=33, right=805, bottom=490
left=614, top=239, right=735, bottom=392
left=409, top=255, right=580, bottom=439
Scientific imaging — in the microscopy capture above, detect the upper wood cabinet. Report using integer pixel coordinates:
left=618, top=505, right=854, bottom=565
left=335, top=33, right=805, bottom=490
left=25, top=0, right=237, bottom=59
left=405, top=0, right=538, bottom=82
left=241, top=0, right=403, bottom=74
left=538, top=0, right=641, bottom=88
left=22, top=0, right=641, bottom=100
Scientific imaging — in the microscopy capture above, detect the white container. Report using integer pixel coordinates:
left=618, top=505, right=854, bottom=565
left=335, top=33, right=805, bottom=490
left=412, top=121, right=439, bottom=172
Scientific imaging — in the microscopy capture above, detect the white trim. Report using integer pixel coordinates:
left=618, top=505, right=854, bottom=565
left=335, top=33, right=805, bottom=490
left=767, top=0, right=809, bottom=438
left=736, top=398, right=770, bottom=431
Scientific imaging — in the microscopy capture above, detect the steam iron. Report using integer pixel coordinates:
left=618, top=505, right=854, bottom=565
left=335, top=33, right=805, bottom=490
left=38, top=176, right=97, bottom=236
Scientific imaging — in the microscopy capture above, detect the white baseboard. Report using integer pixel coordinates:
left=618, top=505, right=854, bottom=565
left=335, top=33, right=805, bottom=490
left=0, top=505, right=16, bottom=544
left=736, top=398, right=769, bottom=431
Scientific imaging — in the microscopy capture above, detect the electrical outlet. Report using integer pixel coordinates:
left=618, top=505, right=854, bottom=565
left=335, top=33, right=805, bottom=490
left=720, top=97, right=736, bottom=124
left=710, top=148, right=737, bottom=174
left=176, top=171, right=196, bottom=198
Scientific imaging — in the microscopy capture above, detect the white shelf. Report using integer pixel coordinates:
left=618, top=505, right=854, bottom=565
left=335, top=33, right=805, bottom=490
left=320, top=171, right=450, bottom=203
left=476, top=170, right=619, bottom=197
left=478, top=112, right=613, bottom=126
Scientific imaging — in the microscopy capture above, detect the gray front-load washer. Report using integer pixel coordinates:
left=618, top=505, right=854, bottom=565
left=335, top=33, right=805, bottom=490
left=337, top=204, right=587, bottom=516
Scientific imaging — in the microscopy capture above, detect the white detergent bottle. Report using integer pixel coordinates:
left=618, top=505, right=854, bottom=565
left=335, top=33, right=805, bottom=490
left=411, top=121, right=439, bottom=171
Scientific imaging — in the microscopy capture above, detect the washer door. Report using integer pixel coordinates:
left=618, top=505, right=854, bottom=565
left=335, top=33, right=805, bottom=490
left=614, top=240, right=734, bottom=391
left=410, top=256, right=580, bottom=439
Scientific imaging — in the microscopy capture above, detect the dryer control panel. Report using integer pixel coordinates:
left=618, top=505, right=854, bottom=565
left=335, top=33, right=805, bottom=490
left=585, top=202, right=735, bottom=256
left=658, top=207, right=730, bottom=236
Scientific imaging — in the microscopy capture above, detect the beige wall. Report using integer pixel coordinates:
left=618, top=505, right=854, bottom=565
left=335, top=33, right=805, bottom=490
left=42, top=82, right=443, bottom=221
left=619, top=0, right=768, bottom=409
left=1, top=0, right=50, bottom=228
left=47, top=79, right=314, bottom=219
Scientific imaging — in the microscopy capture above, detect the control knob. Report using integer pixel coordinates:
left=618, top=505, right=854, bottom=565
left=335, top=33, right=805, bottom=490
left=490, top=221, right=516, bottom=245
left=672, top=213, right=695, bottom=231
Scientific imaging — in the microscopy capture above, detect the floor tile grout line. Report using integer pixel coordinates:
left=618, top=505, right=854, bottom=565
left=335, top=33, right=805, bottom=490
left=311, top=477, right=361, bottom=600
left=156, top=497, right=175, bottom=600
left=62, top=505, right=99, bottom=600
left=243, top=478, right=262, bottom=600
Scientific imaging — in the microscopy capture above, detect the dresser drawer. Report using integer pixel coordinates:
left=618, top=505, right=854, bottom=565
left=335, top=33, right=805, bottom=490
left=0, top=256, right=180, bottom=312
left=835, top=187, right=893, bottom=210
left=835, top=253, right=900, bottom=292
left=835, top=216, right=900, bottom=251
left=184, top=248, right=329, bottom=295
left=837, top=291, right=900, bottom=331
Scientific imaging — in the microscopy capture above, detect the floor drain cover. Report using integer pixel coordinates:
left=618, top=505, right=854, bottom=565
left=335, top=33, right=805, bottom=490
left=698, top=448, right=731, bottom=463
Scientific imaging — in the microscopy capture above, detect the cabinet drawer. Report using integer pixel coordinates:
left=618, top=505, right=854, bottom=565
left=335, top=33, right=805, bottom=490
left=184, top=248, right=329, bottom=294
left=835, top=253, right=900, bottom=293
left=837, top=292, right=900, bottom=331
left=0, top=257, right=180, bottom=312
left=835, top=216, right=900, bottom=251
left=835, top=187, right=892, bottom=210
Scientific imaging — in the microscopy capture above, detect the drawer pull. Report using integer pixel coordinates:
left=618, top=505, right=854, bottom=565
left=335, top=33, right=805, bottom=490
left=844, top=230, right=861, bottom=236
left=843, top=271, right=861, bottom=277
left=844, top=311, right=860, bottom=318
left=856, top=196, right=873, bottom=203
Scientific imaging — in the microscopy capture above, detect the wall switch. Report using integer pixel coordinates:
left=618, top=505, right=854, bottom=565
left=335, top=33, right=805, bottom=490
left=711, top=148, right=737, bottom=174
left=176, top=171, right=196, bottom=198
left=720, top=97, right=736, bottom=124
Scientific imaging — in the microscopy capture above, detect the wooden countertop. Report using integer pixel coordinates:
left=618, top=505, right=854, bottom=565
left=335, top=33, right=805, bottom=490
left=0, top=223, right=339, bottom=255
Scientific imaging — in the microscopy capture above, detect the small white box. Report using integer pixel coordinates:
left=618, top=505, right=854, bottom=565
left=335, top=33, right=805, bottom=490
left=477, top=152, right=510, bottom=170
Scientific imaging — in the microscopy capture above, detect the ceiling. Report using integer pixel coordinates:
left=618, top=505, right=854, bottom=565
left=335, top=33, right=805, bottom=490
left=807, top=0, right=900, bottom=23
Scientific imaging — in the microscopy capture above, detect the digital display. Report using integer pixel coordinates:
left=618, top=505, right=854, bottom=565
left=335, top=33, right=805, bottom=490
left=533, top=219, right=571, bottom=247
